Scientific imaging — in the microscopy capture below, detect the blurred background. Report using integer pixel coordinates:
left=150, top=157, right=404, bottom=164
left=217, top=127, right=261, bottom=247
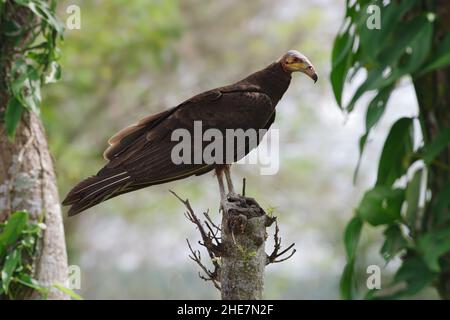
left=42, top=0, right=435, bottom=299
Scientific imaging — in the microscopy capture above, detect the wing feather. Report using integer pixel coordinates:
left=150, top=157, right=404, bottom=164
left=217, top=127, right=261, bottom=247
left=64, top=83, right=274, bottom=215
left=103, top=107, right=176, bottom=160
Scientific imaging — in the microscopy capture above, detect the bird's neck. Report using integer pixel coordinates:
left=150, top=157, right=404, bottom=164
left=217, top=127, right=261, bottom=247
left=244, top=62, right=292, bottom=104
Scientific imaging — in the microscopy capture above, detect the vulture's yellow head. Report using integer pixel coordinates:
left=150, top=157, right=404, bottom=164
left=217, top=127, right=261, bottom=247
left=279, top=50, right=318, bottom=83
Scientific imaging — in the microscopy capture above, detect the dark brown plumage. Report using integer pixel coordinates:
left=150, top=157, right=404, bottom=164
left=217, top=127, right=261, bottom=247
left=63, top=50, right=317, bottom=215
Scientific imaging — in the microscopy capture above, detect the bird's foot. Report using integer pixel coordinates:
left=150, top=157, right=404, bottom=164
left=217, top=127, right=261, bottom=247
left=221, top=193, right=265, bottom=219
left=225, top=193, right=259, bottom=208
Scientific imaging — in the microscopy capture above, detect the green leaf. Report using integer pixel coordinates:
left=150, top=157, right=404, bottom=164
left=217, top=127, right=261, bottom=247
left=340, top=258, right=355, bottom=300
left=353, top=86, right=394, bottom=182
left=340, top=215, right=363, bottom=300
left=45, top=61, right=61, bottom=83
left=418, top=228, right=450, bottom=272
left=10, top=61, right=42, bottom=114
left=1, top=248, right=22, bottom=293
left=2, top=19, right=22, bottom=37
left=330, top=28, right=354, bottom=107
left=392, top=256, right=435, bottom=298
left=431, top=181, right=450, bottom=226
left=52, top=283, right=83, bottom=300
left=10, top=59, right=28, bottom=100
left=344, top=215, right=363, bottom=259
left=22, top=67, right=42, bottom=114
left=378, top=14, right=431, bottom=68
left=376, top=117, right=414, bottom=186
left=380, top=224, right=407, bottom=262
left=357, top=187, right=404, bottom=226
left=357, top=1, right=418, bottom=62
left=343, top=10, right=432, bottom=112
left=0, top=211, right=28, bottom=260
left=27, top=51, right=48, bottom=65
left=332, top=27, right=354, bottom=68
left=365, top=88, right=392, bottom=131
left=14, top=274, right=49, bottom=296
left=405, top=169, right=423, bottom=230
left=17, top=0, right=64, bottom=35
left=345, top=66, right=394, bottom=112
left=420, top=35, right=450, bottom=75
left=344, top=0, right=358, bottom=21
left=4, top=96, right=24, bottom=140
left=422, top=126, right=450, bottom=165
left=397, top=15, right=433, bottom=75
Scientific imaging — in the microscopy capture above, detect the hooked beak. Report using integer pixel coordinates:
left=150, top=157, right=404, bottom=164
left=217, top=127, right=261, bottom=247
left=304, top=65, right=318, bottom=83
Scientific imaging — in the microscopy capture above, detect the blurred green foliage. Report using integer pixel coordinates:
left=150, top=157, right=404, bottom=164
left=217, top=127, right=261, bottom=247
left=332, top=0, right=450, bottom=299
left=0, top=0, right=62, bottom=139
left=0, top=211, right=80, bottom=300
left=0, top=211, right=43, bottom=298
left=45, top=0, right=182, bottom=187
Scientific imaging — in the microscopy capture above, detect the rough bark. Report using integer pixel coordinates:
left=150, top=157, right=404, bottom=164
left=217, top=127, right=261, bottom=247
left=176, top=191, right=294, bottom=300
left=219, top=196, right=270, bottom=300
left=0, top=3, right=69, bottom=300
left=413, top=0, right=450, bottom=300
left=0, top=112, right=69, bottom=300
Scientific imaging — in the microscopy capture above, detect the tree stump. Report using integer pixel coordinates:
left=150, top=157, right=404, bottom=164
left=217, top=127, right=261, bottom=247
left=172, top=189, right=295, bottom=300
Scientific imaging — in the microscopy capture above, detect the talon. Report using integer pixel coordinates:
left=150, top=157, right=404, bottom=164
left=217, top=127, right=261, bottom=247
left=226, top=193, right=240, bottom=202
left=244, top=197, right=258, bottom=206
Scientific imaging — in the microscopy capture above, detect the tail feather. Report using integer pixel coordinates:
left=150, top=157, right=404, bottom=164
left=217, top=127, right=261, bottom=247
left=62, top=172, right=131, bottom=216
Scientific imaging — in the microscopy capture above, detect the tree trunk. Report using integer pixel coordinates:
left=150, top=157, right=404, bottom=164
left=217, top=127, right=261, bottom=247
left=0, top=3, right=69, bottom=300
left=219, top=196, right=271, bottom=300
left=0, top=112, right=69, bottom=300
left=413, top=0, right=450, bottom=300
left=175, top=190, right=294, bottom=300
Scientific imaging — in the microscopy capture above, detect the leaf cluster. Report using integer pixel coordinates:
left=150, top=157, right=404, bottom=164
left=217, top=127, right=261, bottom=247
left=1, top=0, right=63, bottom=139
left=332, top=0, right=450, bottom=299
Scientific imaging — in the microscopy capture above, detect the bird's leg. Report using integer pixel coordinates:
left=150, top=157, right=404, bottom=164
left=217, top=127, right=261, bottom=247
left=224, top=164, right=235, bottom=195
left=215, top=167, right=226, bottom=201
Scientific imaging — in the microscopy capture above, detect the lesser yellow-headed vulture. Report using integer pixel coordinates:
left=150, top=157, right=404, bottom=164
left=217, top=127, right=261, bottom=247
left=63, top=50, right=318, bottom=215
